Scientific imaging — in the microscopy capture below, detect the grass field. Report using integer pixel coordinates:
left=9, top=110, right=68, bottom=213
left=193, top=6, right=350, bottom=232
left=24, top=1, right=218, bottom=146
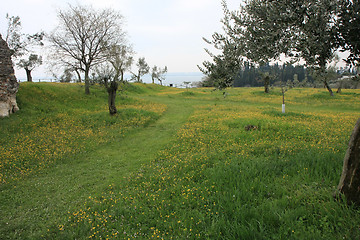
left=1, top=83, right=360, bottom=239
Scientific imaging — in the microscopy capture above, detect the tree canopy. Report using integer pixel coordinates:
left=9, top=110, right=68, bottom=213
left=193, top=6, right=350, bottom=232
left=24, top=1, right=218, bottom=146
left=338, top=0, right=360, bottom=69
left=48, top=4, right=126, bottom=94
left=17, top=54, right=42, bottom=82
left=4, top=14, right=44, bottom=82
left=131, top=57, right=150, bottom=83
left=199, top=0, right=359, bottom=94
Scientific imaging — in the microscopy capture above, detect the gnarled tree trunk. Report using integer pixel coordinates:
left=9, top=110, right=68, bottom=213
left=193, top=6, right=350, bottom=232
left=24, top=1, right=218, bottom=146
left=25, top=68, right=33, bottom=82
left=108, top=81, right=118, bottom=115
left=335, top=118, right=360, bottom=205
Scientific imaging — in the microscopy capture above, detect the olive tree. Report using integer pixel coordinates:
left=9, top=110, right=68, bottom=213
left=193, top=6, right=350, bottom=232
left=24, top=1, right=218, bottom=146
left=48, top=4, right=126, bottom=94
left=131, top=57, right=150, bottom=83
left=151, top=65, right=167, bottom=85
left=200, top=0, right=342, bottom=95
left=4, top=14, right=44, bottom=81
left=243, top=0, right=340, bottom=96
left=335, top=1, right=360, bottom=205
left=294, top=0, right=339, bottom=96
left=338, top=0, right=360, bottom=80
left=238, top=0, right=293, bottom=93
left=199, top=0, right=287, bottom=92
left=4, top=14, right=24, bottom=58
left=17, top=54, right=42, bottom=82
left=198, top=1, right=244, bottom=90
left=95, top=44, right=133, bottom=115
left=335, top=118, right=360, bottom=206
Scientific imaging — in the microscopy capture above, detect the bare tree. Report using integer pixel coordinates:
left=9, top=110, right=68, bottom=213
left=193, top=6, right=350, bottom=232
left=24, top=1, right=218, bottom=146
left=48, top=4, right=126, bottom=94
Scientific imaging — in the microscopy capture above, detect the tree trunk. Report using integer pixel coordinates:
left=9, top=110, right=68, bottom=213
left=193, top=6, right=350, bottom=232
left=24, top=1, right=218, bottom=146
left=84, top=66, right=90, bottom=95
left=337, top=81, right=343, bottom=94
left=335, top=118, right=360, bottom=205
left=103, top=77, right=109, bottom=90
left=337, top=87, right=342, bottom=94
left=282, top=88, right=285, bottom=104
left=136, top=70, right=142, bottom=83
left=264, top=76, right=270, bottom=93
left=108, top=81, right=118, bottom=115
left=25, top=68, right=32, bottom=82
left=75, top=69, right=82, bottom=83
left=323, top=80, right=334, bottom=96
left=120, top=70, right=124, bottom=82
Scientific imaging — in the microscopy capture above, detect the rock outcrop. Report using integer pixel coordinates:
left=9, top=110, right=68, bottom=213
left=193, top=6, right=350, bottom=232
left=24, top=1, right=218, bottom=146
left=0, top=34, right=19, bottom=117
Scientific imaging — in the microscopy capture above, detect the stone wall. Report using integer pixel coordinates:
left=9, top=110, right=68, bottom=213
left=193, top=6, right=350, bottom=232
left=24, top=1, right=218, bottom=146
left=0, top=34, right=19, bottom=117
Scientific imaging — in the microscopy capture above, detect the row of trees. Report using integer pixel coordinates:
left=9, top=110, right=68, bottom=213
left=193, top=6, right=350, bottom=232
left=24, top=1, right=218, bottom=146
left=3, top=5, right=167, bottom=115
left=199, top=0, right=360, bottom=95
left=201, top=62, right=316, bottom=88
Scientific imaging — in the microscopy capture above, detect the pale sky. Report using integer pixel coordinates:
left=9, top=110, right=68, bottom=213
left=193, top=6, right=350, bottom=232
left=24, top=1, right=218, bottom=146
left=0, top=0, right=242, bottom=79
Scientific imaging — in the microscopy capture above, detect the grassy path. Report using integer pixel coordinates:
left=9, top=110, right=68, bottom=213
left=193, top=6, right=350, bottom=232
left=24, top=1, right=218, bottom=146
left=0, top=96, right=193, bottom=239
left=95, top=96, right=195, bottom=179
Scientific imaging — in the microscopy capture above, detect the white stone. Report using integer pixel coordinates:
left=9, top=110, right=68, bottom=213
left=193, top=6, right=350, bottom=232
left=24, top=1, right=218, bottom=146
left=0, top=101, right=10, bottom=117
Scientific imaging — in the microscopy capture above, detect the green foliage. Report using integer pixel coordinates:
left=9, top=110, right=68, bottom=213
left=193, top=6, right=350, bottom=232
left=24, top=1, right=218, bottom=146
left=17, top=54, right=42, bottom=70
left=198, top=1, right=244, bottom=90
left=338, top=0, right=360, bottom=68
left=151, top=65, right=167, bottom=85
left=131, top=57, right=150, bottom=83
left=233, top=62, right=314, bottom=87
left=180, top=91, right=196, bottom=96
left=121, top=82, right=148, bottom=94
left=200, top=0, right=356, bottom=93
left=4, top=14, right=23, bottom=57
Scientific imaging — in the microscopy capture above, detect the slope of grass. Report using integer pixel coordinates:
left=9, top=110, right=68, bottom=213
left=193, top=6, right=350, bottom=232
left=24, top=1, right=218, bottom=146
left=0, top=83, right=171, bottom=239
left=2, top=84, right=360, bottom=239
left=49, top=87, right=360, bottom=239
left=0, top=83, right=165, bottom=184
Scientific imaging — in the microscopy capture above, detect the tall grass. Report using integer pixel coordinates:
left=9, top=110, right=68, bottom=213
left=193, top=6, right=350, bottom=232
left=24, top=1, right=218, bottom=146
left=45, top=87, right=360, bottom=239
left=0, top=83, right=165, bottom=184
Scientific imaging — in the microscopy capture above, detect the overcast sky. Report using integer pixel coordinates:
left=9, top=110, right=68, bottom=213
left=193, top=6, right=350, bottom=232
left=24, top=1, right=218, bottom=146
left=0, top=0, right=242, bottom=79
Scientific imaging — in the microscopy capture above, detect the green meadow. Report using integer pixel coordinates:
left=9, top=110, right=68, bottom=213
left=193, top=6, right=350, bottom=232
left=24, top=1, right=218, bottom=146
left=1, top=83, right=360, bottom=239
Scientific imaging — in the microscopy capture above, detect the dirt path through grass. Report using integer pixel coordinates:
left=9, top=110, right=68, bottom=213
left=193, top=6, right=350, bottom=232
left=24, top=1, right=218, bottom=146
left=0, top=95, right=194, bottom=239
